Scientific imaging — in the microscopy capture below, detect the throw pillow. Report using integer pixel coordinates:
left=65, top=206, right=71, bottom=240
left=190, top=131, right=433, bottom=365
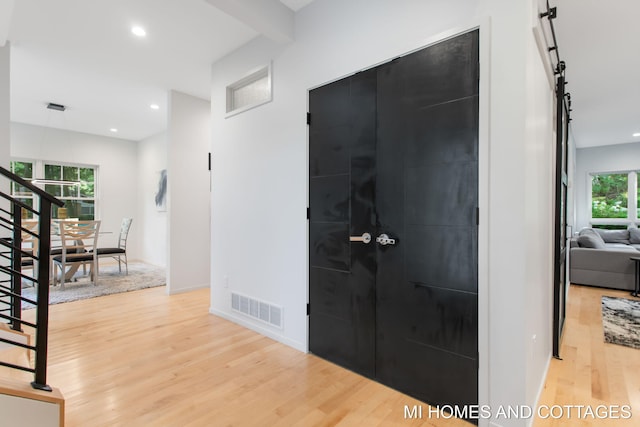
left=578, top=228, right=606, bottom=244
left=577, top=233, right=606, bottom=249
left=630, top=228, right=640, bottom=244
left=594, top=228, right=630, bottom=244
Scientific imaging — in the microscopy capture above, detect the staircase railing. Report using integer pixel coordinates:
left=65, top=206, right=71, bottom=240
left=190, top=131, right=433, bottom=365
left=0, top=165, right=64, bottom=391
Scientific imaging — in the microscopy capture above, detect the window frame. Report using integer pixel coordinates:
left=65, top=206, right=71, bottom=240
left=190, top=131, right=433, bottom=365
left=10, top=158, right=99, bottom=220
left=588, top=169, right=639, bottom=228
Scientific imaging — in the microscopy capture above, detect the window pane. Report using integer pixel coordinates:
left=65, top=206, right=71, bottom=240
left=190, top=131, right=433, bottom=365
left=62, top=166, right=80, bottom=197
left=45, top=184, right=62, bottom=197
left=44, top=164, right=60, bottom=180
left=54, top=200, right=94, bottom=221
left=17, top=198, right=34, bottom=219
left=63, top=184, right=79, bottom=198
left=63, top=166, right=78, bottom=181
left=11, top=161, right=33, bottom=179
left=11, top=161, right=34, bottom=196
left=637, top=173, right=639, bottom=218
left=591, top=173, right=628, bottom=219
left=79, top=168, right=95, bottom=198
left=592, top=224, right=628, bottom=230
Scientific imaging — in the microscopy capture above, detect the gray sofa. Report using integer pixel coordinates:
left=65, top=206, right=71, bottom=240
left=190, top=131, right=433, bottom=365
left=570, top=227, right=640, bottom=291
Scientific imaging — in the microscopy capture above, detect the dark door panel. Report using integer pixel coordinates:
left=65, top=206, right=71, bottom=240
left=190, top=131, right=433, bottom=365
left=405, top=226, right=478, bottom=292
left=309, top=175, right=350, bottom=222
left=309, top=30, right=479, bottom=416
left=553, top=75, right=570, bottom=357
left=405, top=162, right=478, bottom=226
left=376, top=339, right=478, bottom=407
left=406, top=97, right=479, bottom=165
left=309, top=68, right=377, bottom=377
left=309, top=223, right=350, bottom=272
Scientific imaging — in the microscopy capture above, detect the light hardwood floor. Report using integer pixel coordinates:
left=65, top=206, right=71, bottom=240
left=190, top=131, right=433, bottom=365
left=16, top=283, right=639, bottom=426
left=21, top=288, right=467, bottom=427
left=535, top=285, right=640, bottom=427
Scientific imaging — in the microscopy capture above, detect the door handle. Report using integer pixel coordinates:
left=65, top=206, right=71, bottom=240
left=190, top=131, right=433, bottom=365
left=350, top=232, right=372, bottom=244
left=376, top=233, right=396, bottom=246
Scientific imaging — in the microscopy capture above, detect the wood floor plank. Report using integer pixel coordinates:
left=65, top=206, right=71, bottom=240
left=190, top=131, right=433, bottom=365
left=10, top=281, right=637, bottom=426
left=535, top=285, right=640, bottom=427
left=15, top=288, right=464, bottom=426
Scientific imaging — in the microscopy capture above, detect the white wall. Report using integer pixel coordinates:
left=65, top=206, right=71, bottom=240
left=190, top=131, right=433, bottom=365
left=524, top=2, right=555, bottom=415
left=210, top=1, right=553, bottom=425
left=10, top=122, right=140, bottom=259
left=574, top=142, right=640, bottom=230
left=0, top=43, right=8, bottom=170
left=166, top=91, right=211, bottom=294
left=137, top=131, right=168, bottom=267
left=0, top=43, right=9, bottom=247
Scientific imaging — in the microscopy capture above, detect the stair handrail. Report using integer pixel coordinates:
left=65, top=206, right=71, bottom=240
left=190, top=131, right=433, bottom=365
left=0, top=164, right=64, bottom=391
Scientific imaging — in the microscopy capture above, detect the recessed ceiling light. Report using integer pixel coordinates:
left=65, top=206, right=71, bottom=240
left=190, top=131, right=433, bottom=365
left=150, top=104, right=160, bottom=110
left=110, top=128, right=118, bottom=133
left=633, top=132, right=640, bottom=137
left=131, top=26, right=146, bottom=37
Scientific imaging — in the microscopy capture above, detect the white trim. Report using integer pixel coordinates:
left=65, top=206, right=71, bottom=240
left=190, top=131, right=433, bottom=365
left=225, top=63, right=273, bottom=118
left=166, top=283, right=207, bottom=295
left=209, top=308, right=306, bottom=353
left=477, top=16, right=491, bottom=427
left=305, top=16, right=492, bottom=425
left=588, top=170, right=639, bottom=227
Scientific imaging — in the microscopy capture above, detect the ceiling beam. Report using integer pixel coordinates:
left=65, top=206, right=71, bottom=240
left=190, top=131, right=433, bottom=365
left=0, top=0, right=15, bottom=47
left=203, top=0, right=294, bottom=43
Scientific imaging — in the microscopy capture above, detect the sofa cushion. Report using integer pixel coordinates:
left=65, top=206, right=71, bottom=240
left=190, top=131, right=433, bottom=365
left=577, top=233, right=606, bottom=249
left=630, top=228, right=640, bottom=244
left=604, top=243, right=638, bottom=251
left=594, top=228, right=630, bottom=244
left=631, top=244, right=640, bottom=252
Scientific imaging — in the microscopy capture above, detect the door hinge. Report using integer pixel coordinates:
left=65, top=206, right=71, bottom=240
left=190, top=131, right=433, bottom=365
left=306, top=112, right=311, bottom=125
left=476, top=207, right=479, bottom=225
left=307, top=207, right=310, bottom=220
left=306, top=303, right=310, bottom=315
left=208, top=152, right=211, bottom=171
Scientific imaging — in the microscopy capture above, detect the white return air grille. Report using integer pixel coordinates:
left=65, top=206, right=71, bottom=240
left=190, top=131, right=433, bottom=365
left=231, top=292, right=283, bottom=329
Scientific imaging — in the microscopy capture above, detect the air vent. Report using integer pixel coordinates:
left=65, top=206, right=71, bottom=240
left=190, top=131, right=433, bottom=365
left=47, top=102, right=66, bottom=111
left=231, top=292, right=283, bottom=329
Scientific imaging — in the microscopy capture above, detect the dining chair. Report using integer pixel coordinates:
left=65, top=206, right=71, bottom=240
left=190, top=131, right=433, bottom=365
left=19, top=219, right=40, bottom=284
left=52, top=220, right=101, bottom=288
left=95, top=218, right=132, bottom=275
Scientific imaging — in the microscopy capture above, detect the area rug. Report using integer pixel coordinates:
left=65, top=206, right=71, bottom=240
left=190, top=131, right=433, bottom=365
left=21, top=262, right=166, bottom=309
left=601, top=296, right=640, bottom=349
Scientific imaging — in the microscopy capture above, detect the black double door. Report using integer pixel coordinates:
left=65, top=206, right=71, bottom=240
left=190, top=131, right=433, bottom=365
left=309, top=31, right=479, bottom=409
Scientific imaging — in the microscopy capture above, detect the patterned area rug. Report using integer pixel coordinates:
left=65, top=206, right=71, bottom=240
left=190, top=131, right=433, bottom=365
left=21, top=262, right=165, bottom=309
left=602, top=296, right=640, bottom=349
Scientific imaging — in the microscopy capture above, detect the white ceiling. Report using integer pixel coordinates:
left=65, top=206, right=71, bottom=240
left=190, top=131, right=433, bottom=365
left=552, top=0, right=640, bottom=148
left=3, top=1, right=637, bottom=148
left=6, top=0, right=313, bottom=141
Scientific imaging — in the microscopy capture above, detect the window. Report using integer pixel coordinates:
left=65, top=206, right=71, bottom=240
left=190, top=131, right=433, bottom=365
left=10, top=160, right=97, bottom=220
left=10, top=160, right=35, bottom=218
left=226, top=64, right=272, bottom=117
left=590, top=171, right=639, bottom=228
left=591, top=173, right=628, bottom=219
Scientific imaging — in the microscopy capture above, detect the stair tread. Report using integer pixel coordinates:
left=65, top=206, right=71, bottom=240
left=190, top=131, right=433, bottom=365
left=0, top=377, right=64, bottom=404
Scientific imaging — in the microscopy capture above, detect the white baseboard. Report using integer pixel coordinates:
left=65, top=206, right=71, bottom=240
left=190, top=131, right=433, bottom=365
left=209, top=308, right=306, bottom=353
left=528, top=353, right=552, bottom=427
left=167, top=283, right=208, bottom=295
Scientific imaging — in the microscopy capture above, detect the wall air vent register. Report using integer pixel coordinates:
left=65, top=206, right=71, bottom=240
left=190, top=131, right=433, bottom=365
left=231, top=291, right=283, bottom=329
